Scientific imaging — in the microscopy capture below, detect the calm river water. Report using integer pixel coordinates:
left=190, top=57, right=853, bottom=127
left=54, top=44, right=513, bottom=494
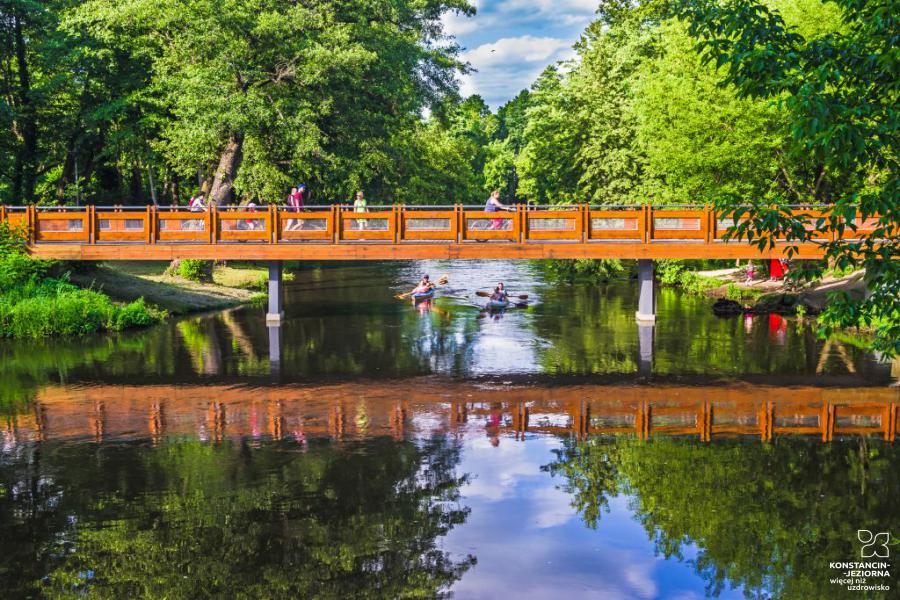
left=1, top=261, right=898, bottom=599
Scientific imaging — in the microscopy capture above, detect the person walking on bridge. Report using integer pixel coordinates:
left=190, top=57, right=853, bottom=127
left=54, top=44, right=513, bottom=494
left=353, top=191, right=368, bottom=231
left=485, top=189, right=511, bottom=230
left=286, top=184, right=306, bottom=231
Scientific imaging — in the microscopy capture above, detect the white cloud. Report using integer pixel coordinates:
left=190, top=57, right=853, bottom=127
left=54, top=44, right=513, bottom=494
left=496, top=0, right=597, bottom=22
left=441, top=2, right=482, bottom=38
left=459, top=36, right=576, bottom=107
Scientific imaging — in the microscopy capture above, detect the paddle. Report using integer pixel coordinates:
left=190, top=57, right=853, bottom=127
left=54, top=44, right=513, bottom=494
left=396, top=275, right=449, bottom=299
left=475, top=290, right=529, bottom=300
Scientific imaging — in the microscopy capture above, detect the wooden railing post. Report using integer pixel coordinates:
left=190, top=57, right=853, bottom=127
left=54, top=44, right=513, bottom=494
left=87, top=205, right=95, bottom=244
left=704, top=204, right=712, bottom=243
left=211, top=205, right=219, bottom=244
left=269, top=204, right=277, bottom=244
left=517, top=204, right=525, bottom=243
left=456, top=204, right=463, bottom=243
left=393, top=204, right=402, bottom=244
left=581, top=203, right=588, bottom=243
left=888, top=403, right=897, bottom=442
left=0, top=205, right=6, bottom=224
left=644, top=203, right=652, bottom=243
left=333, top=204, right=341, bottom=244
left=27, top=204, right=35, bottom=244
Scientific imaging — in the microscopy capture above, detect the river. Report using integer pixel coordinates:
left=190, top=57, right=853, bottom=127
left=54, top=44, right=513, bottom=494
left=1, top=260, right=897, bottom=599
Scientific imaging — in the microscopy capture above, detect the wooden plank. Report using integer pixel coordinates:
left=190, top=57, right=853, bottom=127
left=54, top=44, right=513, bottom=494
left=277, top=209, right=333, bottom=241
left=651, top=209, right=708, bottom=240
left=156, top=211, right=209, bottom=242
left=216, top=209, right=270, bottom=242
left=26, top=240, right=831, bottom=260
left=525, top=209, right=581, bottom=241
left=340, top=209, right=394, bottom=241
left=400, top=209, right=457, bottom=241
left=94, top=211, right=148, bottom=242
left=462, top=210, right=518, bottom=241
left=34, top=210, right=88, bottom=242
left=588, top=209, right=644, bottom=240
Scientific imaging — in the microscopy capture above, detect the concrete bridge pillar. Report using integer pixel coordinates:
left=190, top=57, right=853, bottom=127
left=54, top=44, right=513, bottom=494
left=268, top=321, right=282, bottom=378
left=638, top=323, right=654, bottom=375
left=636, top=259, right=656, bottom=323
left=267, top=261, right=284, bottom=324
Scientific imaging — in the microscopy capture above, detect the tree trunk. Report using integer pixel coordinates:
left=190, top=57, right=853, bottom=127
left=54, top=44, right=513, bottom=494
left=130, top=163, right=145, bottom=204
left=209, top=134, right=244, bottom=206
left=56, top=145, right=76, bottom=202
left=12, top=12, right=37, bottom=204
left=147, top=163, right=158, bottom=206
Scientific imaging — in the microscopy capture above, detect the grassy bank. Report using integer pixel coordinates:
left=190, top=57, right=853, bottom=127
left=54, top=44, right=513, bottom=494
left=68, top=261, right=273, bottom=315
left=657, top=261, right=766, bottom=303
left=0, top=248, right=164, bottom=339
left=658, top=260, right=870, bottom=322
left=0, top=223, right=278, bottom=338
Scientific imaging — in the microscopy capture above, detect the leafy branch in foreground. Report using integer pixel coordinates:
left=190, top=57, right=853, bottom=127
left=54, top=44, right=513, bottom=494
left=672, top=0, right=899, bottom=354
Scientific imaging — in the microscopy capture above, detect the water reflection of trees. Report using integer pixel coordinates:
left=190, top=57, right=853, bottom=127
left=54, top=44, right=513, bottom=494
left=531, top=283, right=874, bottom=377
left=0, top=435, right=474, bottom=597
left=545, top=436, right=900, bottom=598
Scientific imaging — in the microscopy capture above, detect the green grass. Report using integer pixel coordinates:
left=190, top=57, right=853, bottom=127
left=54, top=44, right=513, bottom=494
left=0, top=228, right=164, bottom=339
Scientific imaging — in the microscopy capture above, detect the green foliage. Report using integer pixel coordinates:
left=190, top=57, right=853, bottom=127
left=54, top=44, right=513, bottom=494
left=656, top=260, right=686, bottom=285
left=0, top=221, right=28, bottom=256
left=671, top=0, right=899, bottom=354
left=2, top=0, right=476, bottom=205
left=111, top=297, right=161, bottom=330
left=175, top=259, right=210, bottom=282
left=0, top=253, right=163, bottom=339
left=540, top=259, right=625, bottom=283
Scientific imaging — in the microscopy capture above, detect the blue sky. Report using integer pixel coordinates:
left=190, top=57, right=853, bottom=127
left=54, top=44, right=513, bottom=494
left=442, top=0, right=599, bottom=109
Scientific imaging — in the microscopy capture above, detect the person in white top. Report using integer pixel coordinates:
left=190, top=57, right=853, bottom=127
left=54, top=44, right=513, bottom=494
left=187, top=192, right=206, bottom=230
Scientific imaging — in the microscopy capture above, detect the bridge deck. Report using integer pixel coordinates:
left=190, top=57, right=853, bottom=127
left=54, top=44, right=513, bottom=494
left=1, top=204, right=873, bottom=260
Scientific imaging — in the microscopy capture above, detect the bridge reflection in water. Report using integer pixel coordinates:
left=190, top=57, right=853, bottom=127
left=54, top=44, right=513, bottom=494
left=5, top=383, right=897, bottom=447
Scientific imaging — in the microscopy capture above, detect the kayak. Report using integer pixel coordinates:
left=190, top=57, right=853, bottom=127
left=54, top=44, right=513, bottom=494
left=412, top=289, right=435, bottom=302
left=486, top=299, right=510, bottom=311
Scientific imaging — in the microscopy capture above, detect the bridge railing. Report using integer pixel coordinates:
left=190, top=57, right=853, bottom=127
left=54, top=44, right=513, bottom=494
left=0, top=203, right=883, bottom=246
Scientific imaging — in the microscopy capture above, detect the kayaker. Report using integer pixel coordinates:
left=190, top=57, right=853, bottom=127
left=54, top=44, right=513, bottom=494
left=408, top=274, right=434, bottom=297
left=497, top=282, right=509, bottom=301
left=489, top=286, right=504, bottom=302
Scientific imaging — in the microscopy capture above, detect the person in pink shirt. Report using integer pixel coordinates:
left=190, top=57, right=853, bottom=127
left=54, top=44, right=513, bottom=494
left=286, top=184, right=306, bottom=231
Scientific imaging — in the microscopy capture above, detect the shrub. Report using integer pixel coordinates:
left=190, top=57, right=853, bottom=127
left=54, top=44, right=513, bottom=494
left=656, top=260, right=685, bottom=285
left=542, top=259, right=625, bottom=282
left=0, top=223, right=163, bottom=339
left=0, top=221, right=28, bottom=256
left=111, top=298, right=164, bottom=330
left=177, top=259, right=212, bottom=282
left=0, top=253, right=49, bottom=289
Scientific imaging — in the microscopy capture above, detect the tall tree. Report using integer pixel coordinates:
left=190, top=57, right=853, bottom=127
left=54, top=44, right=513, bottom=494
left=672, top=0, right=900, bottom=354
left=73, top=0, right=474, bottom=205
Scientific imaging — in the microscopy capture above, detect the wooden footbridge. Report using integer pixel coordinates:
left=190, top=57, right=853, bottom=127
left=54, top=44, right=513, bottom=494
left=6, top=383, right=897, bottom=446
left=3, top=203, right=874, bottom=261
left=3, top=203, right=879, bottom=323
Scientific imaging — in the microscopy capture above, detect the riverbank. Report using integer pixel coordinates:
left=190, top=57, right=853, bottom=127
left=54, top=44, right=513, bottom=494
left=693, top=267, right=866, bottom=315
left=68, top=261, right=272, bottom=315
